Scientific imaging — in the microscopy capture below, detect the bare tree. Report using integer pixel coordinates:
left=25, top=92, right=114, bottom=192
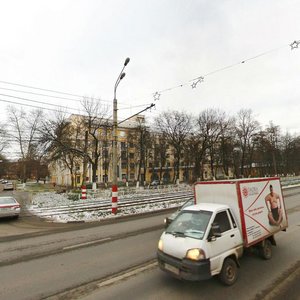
left=182, top=134, right=196, bottom=183
left=265, top=122, right=281, bottom=175
left=151, top=132, right=168, bottom=183
left=7, top=106, right=44, bottom=183
left=280, top=132, right=295, bottom=175
left=41, top=98, right=110, bottom=188
left=235, top=109, right=260, bottom=177
left=190, top=123, right=208, bottom=181
left=39, top=112, right=84, bottom=188
left=79, top=98, right=110, bottom=187
left=285, top=134, right=300, bottom=175
left=155, top=111, right=192, bottom=183
left=218, top=114, right=236, bottom=178
left=195, top=109, right=232, bottom=179
left=131, top=117, right=151, bottom=185
left=0, top=123, right=8, bottom=154
left=100, top=123, right=112, bottom=185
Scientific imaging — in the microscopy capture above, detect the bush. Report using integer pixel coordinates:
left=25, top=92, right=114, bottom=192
left=67, top=193, right=80, bottom=201
left=86, top=183, right=93, bottom=189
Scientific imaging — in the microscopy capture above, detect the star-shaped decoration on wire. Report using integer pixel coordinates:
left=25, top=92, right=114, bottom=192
left=191, top=76, right=204, bottom=89
left=153, top=91, right=161, bottom=101
left=290, top=40, right=300, bottom=50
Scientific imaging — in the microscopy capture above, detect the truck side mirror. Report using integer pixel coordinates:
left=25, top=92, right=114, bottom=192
left=164, top=217, right=171, bottom=228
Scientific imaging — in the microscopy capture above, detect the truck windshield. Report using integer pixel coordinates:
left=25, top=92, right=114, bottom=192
left=165, top=210, right=212, bottom=240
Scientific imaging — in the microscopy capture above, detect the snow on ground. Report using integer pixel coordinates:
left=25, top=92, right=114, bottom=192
left=28, top=188, right=190, bottom=223
left=27, top=181, right=300, bottom=223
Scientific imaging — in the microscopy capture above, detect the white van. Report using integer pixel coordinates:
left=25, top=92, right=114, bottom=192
left=157, top=177, right=288, bottom=285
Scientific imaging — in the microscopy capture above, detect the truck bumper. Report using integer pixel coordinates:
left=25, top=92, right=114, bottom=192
left=157, top=250, right=211, bottom=281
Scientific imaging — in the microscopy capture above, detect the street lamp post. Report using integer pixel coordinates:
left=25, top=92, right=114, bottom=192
left=112, top=57, right=130, bottom=214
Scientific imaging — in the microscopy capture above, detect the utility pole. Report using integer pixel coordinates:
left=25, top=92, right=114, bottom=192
left=112, top=57, right=130, bottom=214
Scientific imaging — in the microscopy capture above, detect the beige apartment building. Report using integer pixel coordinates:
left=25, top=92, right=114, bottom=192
left=49, top=114, right=231, bottom=187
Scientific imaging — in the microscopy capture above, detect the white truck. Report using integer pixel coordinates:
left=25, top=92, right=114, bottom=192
left=157, top=177, right=288, bottom=285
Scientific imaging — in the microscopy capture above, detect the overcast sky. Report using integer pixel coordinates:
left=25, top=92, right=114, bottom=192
left=0, top=0, right=300, bottom=134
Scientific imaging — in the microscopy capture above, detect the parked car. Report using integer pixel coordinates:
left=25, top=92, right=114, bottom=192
left=164, top=197, right=194, bottom=226
left=3, top=181, right=14, bottom=190
left=0, top=196, right=21, bottom=219
left=150, top=180, right=160, bottom=187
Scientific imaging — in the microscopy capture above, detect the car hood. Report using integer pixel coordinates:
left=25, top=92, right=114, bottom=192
left=160, top=232, right=204, bottom=259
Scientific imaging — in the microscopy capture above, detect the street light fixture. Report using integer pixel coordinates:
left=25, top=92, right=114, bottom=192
left=112, top=57, right=130, bottom=214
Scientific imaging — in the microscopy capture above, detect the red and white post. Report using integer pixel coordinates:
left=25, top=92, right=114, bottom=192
left=112, top=185, right=118, bottom=214
left=81, top=185, right=87, bottom=200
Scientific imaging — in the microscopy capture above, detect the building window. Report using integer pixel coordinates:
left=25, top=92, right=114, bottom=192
left=121, top=151, right=127, bottom=160
left=103, top=149, right=108, bottom=157
left=130, top=163, right=135, bottom=169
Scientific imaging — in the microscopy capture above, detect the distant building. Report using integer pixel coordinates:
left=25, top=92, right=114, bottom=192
left=49, top=114, right=233, bottom=187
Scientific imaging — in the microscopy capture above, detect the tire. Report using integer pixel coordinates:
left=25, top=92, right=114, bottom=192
left=260, top=239, right=272, bottom=260
left=219, top=257, right=238, bottom=286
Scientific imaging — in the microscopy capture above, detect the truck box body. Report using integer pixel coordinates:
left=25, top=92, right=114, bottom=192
left=194, top=177, right=288, bottom=247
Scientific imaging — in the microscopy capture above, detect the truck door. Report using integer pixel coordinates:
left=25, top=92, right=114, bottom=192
left=207, top=209, right=241, bottom=275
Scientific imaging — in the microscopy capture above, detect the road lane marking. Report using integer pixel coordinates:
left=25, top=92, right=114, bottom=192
left=63, top=237, right=111, bottom=250
left=97, top=261, right=158, bottom=288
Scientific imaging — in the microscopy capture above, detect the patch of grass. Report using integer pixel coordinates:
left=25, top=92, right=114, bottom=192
left=67, top=193, right=80, bottom=201
left=19, top=183, right=56, bottom=192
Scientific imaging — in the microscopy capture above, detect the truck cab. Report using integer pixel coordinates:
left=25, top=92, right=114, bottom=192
left=157, top=203, right=243, bottom=285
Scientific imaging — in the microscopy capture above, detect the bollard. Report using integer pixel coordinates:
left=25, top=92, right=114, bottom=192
left=81, top=185, right=87, bottom=199
left=112, top=185, right=118, bottom=214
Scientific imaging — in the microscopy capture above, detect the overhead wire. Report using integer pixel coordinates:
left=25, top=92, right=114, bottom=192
left=150, top=41, right=296, bottom=99
left=0, top=40, right=298, bottom=124
left=0, top=93, right=80, bottom=113
left=0, top=86, right=88, bottom=103
left=0, top=98, right=74, bottom=113
left=0, top=80, right=132, bottom=107
left=0, top=80, right=86, bottom=98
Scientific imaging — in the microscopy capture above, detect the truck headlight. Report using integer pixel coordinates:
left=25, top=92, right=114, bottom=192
left=186, top=248, right=206, bottom=261
left=158, top=239, right=163, bottom=251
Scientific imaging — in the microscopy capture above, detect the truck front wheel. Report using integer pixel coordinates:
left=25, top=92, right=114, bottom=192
left=219, top=257, right=238, bottom=286
left=259, top=239, right=272, bottom=260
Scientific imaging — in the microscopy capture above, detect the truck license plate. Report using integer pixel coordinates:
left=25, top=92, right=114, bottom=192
left=164, top=263, right=179, bottom=275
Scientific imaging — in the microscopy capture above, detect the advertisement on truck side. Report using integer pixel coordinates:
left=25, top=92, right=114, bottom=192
left=238, top=178, right=288, bottom=246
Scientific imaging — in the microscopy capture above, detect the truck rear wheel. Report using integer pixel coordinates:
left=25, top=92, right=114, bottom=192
left=219, top=257, right=238, bottom=286
left=260, top=239, right=272, bottom=260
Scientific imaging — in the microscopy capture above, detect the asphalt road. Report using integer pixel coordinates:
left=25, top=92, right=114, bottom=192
left=0, top=187, right=299, bottom=299
left=79, top=214, right=300, bottom=300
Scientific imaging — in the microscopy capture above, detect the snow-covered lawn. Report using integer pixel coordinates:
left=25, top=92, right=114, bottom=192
left=28, top=191, right=186, bottom=223
left=26, top=182, right=299, bottom=223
